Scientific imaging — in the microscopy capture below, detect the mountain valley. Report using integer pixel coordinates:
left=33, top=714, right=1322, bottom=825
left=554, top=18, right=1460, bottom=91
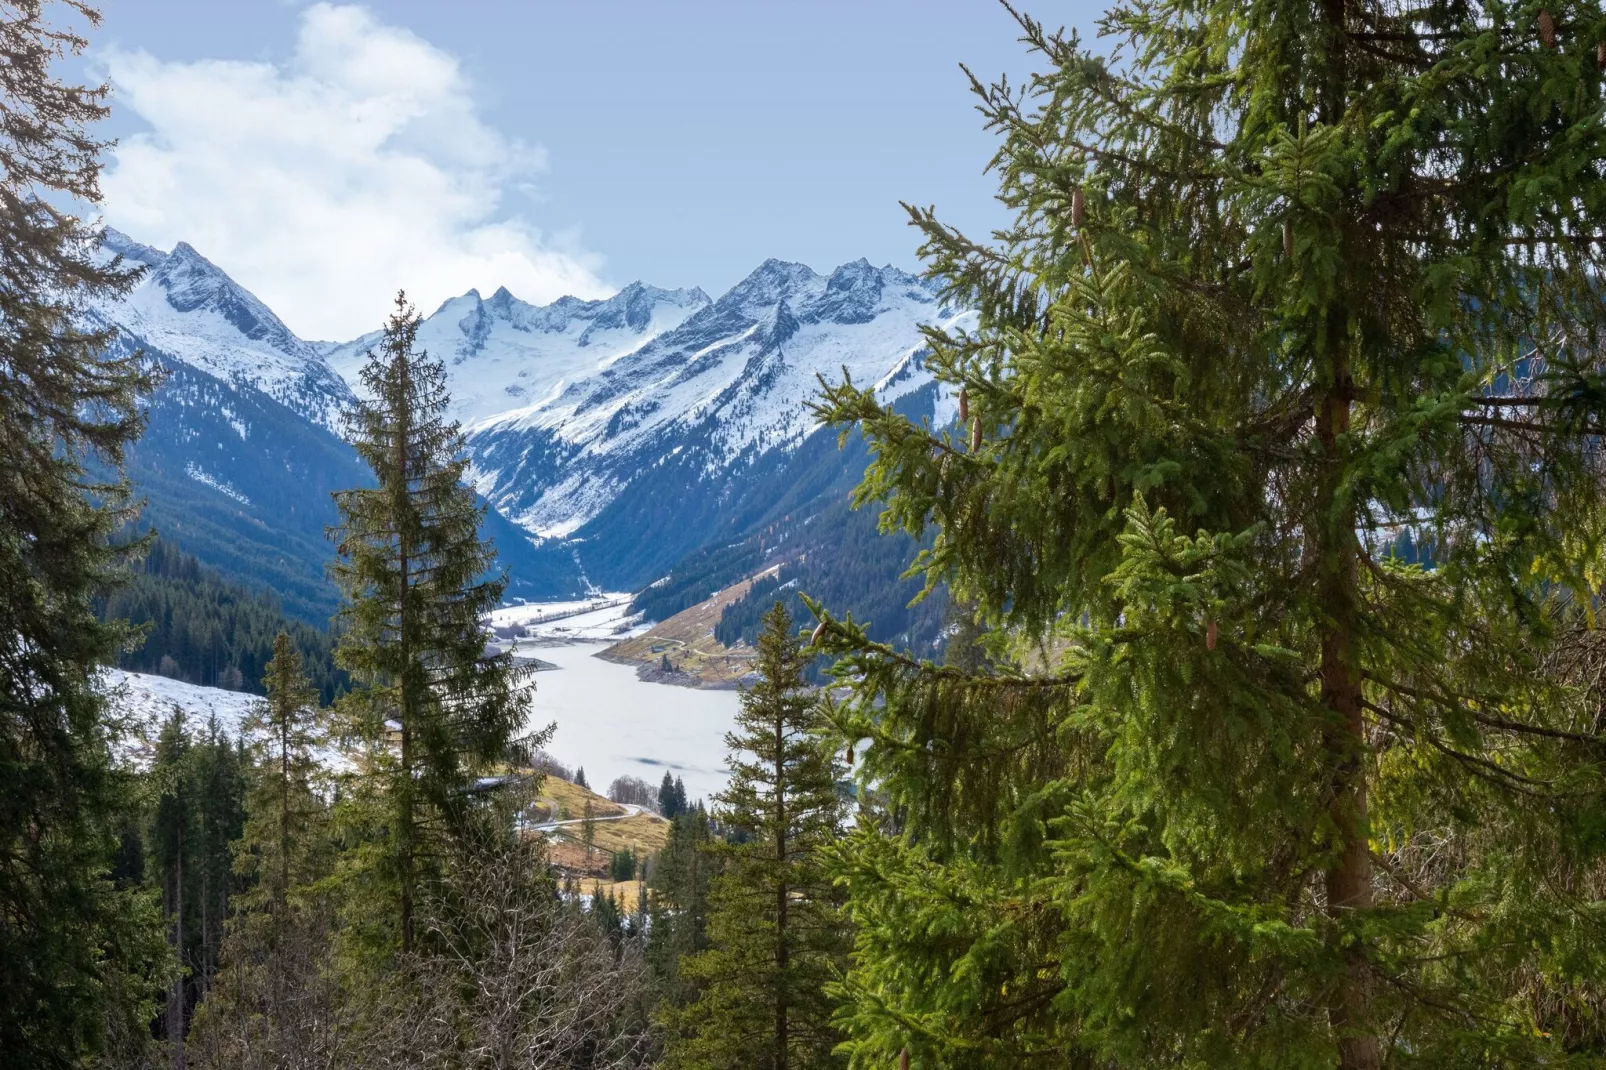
left=96, top=228, right=957, bottom=654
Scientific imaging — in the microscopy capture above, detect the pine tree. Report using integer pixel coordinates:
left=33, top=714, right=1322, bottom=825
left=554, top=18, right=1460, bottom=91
left=0, top=3, right=163, bottom=1064
left=659, top=770, right=680, bottom=818
left=813, top=5, right=1606, bottom=1065
left=331, top=292, right=532, bottom=955
left=237, top=633, right=327, bottom=923
left=664, top=603, right=848, bottom=1070
left=646, top=804, right=719, bottom=1007
left=575, top=765, right=588, bottom=790
left=148, top=709, right=195, bottom=1067
left=146, top=710, right=247, bottom=1067
left=190, top=718, right=246, bottom=1002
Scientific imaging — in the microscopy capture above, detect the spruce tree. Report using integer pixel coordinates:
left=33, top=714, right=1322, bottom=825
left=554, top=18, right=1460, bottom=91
left=0, top=2, right=162, bottom=1064
left=664, top=603, right=848, bottom=1070
left=647, top=804, right=718, bottom=1006
left=814, top=4, right=1606, bottom=1066
left=659, top=770, right=681, bottom=818
left=237, top=633, right=327, bottom=922
left=331, top=292, right=531, bottom=955
left=148, top=710, right=193, bottom=1064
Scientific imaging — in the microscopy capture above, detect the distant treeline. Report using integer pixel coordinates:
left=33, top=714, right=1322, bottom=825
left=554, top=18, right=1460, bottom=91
left=712, top=497, right=947, bottom=658
left=98, top=535, right=348, bottom=703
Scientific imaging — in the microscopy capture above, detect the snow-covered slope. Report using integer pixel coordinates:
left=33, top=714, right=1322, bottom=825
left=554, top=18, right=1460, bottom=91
left=319, top=281, right=710, bottom=426
left=102, top=669, right=262, bottom=769
left=93, top=227, right=965, bottom=600
left=462, top=258, right=973, bottom=539
left=99, top=229, right=355, bottom=431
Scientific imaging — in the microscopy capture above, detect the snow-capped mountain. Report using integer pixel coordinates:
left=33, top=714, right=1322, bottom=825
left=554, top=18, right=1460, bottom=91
left=94, top=227, right=965, bottom=603
left=320, top=281, right=710, bottom=426
left=462, top=258, right=972, bottom=540
left=98, top=229, right=355, bottom=432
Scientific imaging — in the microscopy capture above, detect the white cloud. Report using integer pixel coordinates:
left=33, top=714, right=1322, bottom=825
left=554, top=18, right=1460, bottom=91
left=100, top=3, right=610, bottom=340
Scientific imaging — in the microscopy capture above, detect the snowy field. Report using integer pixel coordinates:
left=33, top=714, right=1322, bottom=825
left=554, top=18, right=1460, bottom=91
left=101, top=669, right=262, bottom=768
left=490, top=595, right=650, bottom=643
left=100, top=669, right=351, bottom=770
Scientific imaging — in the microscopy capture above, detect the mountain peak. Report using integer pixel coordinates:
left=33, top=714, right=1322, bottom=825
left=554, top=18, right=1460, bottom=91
left=100, top=227, right=169, bottom=269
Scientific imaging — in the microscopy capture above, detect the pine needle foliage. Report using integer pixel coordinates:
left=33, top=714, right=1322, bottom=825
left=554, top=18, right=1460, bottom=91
left=0, top=2, right=164, bottom=1064
left=813, top=3, right=1606, bottom=1066
left=664, top=603, right=849, bottom=1070
left=236, top=633, right=328, bottom=923
left=331, top=293, right=532, bottom=955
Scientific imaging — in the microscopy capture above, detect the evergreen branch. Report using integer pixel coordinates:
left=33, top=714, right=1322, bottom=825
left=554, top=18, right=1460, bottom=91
left=1362, top=671, right=1603, bottom=746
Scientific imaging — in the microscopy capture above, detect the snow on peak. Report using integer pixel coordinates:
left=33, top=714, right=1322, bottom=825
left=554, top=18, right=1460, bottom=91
left=464, top=255, right=959, bottom=537
left=95, top=231, right=354, bottom=431
left=324, top=279, right=712, bottom=426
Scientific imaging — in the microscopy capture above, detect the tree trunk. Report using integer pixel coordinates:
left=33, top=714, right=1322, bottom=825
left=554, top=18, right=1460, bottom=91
left=172, top=821, right=186, bottom=1070
left=280, top=714, right=290, bottom=917
left=1314, top=3, right=1378, bottom=1065
left=395, top=350, right=416, bottom=958
left=1317, top=347, right=1379, bottom=1070
left=774, top=711, right=789, bottom=1070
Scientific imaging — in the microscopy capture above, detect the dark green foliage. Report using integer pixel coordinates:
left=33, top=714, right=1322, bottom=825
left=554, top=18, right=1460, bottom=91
left=632, top=539, right=764, bottom=624
left=99, top=535, right=347, bottom=703
left=662, top=604, right=849, bottom=1070
left=574, top=765, right=588, bottom=790
left=658, top=771, right=688, bottom=819
left=146, top=710, right=248, bottom=1058
left=646, top=805, right=719, bottom=1007
left=236, top=633, right=328, bottom=917
left=813, top=4, right=1606, bottom=1066
left=331, top=292, right=536, bottom=956
left=610, top=846, right=639, bottom=883
left=712, top=500, right=948, bottom=658
left=0, top=3, right=170, bottom=1065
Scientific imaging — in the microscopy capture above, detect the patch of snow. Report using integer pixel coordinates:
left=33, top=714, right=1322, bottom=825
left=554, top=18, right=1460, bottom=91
left=185, top=462, right=251, bottom=504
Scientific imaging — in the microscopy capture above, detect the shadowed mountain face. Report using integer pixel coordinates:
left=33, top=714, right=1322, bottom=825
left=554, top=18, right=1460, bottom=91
left=96, top=230, right=961, bottom=623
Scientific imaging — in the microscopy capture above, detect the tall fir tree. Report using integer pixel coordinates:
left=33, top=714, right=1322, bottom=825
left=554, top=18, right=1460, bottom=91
left=331, top=292, right=532, bottom=955
left=646, top=804, right=719, bottom=1007
left=664, top=603, right=849, bottom=1070
left=237, top=632, right=327, bottom=923
left=659, top=770, right=681, bottom=818
left=187, top=637, right=341, bottom=1070
left=148, top=709, right=195, bottom=1066
left=0, top=2, right=163, bottom=1064
left=146, top=710, right=246, bottom=1067
left=814, top=4, right=1606, bottom=1066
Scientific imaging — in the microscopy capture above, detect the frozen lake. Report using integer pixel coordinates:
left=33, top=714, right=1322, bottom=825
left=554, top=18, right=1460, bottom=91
left=517, top=641, right=741, bottom=806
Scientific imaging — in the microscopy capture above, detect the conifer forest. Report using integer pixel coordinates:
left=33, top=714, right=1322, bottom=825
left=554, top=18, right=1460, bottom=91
left=5, top=1, right=1606, bottom=1068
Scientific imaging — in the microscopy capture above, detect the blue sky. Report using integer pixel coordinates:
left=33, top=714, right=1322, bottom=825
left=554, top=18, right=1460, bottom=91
left=85, top=1, right=1102, bottom=338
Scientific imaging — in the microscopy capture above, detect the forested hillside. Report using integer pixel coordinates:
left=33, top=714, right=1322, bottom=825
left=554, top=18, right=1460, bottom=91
left=632, top=384, right=949, bottom=653
left=97, top=536, right=347, bottom=702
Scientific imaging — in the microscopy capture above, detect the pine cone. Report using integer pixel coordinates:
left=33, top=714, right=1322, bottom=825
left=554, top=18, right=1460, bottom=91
left=1207, top=619, right=1218, bottom=650
left=1597, top=39, right=1605, bottom=69
left=846, top=745, right=854, bottom=764
left=1072, top=186, right=1085, bottom=227
left=1282, top=219, right=1293, bottom=259
left=900, top=1050, right=911, bottom=1070
left=958, top=386, right=969, bottom=423
left=970, top=417, right=982, bottom=452
left=810, top=620, right=826, bottom=646
left=1539, top=8, right=1556, bottom=48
